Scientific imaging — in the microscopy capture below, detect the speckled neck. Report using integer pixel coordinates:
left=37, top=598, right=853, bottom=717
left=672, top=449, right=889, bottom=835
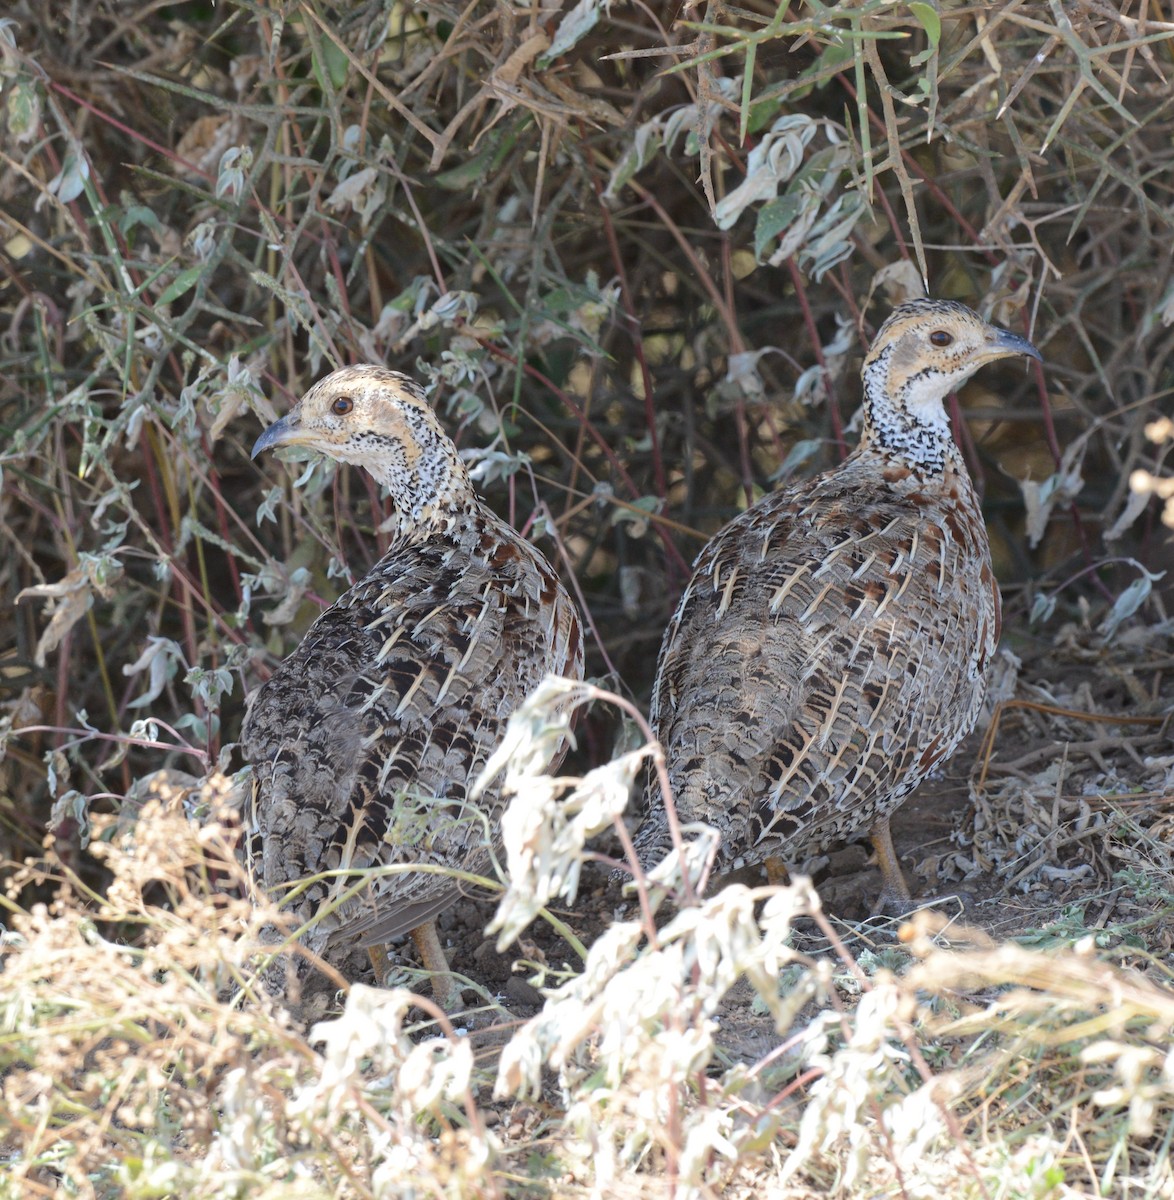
left=858, top=343, right=958, bottom=475
left=366, top=419, right=476, bottom=538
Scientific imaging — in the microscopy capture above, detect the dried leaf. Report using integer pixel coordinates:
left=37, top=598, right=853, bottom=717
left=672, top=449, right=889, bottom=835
left=714, top=115, right=817, bottom=230
left=39, top=147, right=89, bottom=209
left=871, top=260, right=928, bottom=306
left=6, top=77, right=41, bottom=144
left=325, top=166, right=378, bottom=212
left=540, top=0, right=600, bottom=66
left=123, top=637, right=183, bottom=708
left=1019, top=437, right=1088, bottom=548
left=17, top=556, right=123, bottom=666
left=1098, top=567, right=1165, bottom=641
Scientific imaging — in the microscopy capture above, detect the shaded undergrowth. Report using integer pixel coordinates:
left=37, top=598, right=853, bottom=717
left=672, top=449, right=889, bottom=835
left=2, top=2, right=1174, bottom=1196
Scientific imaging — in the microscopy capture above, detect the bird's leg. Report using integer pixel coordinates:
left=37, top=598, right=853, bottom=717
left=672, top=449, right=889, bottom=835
left=868, top=816, right=913, bottom=916
left=367, top=943, right=391, bottom=986
left=366, top=926, right=463, bottom=1009
left=411, top=918, right=464, bottom=1011
left=764, top=856, right=790, bottom=886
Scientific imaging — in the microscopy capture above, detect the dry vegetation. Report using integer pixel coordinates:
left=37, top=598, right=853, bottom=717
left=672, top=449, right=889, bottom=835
left=2, top=1, right=1174, bottom=1196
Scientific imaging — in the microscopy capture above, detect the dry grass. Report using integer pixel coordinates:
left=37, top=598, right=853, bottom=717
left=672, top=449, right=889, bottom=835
left=1, top=695, right=1173, bottom=1198
left=3, top=1, right=1174, bottom=1195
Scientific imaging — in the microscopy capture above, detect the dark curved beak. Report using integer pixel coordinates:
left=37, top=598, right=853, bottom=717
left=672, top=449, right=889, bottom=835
left=993, top=326, right=1043, bottom=363
left=251, top=414, right=297, bottom=459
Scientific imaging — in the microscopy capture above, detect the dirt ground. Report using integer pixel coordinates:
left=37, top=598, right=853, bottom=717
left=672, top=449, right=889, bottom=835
left=328, top=622, right=1173, bottom=1053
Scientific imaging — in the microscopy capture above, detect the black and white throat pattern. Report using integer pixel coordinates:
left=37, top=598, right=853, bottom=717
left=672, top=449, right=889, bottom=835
left=861, top=345, right=961, bottom=475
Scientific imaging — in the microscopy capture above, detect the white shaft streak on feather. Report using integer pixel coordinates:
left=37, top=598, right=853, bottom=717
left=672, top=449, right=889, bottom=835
left=392, top=663, right=431, bottom=719
left=851, top=551, right=878, bottom=579
left=768, top=562, right=810, bottom=612
left=758, top=519, right=786, bottom=562
left=357, top=678, right=390, bottom=714
left=801, top=579, right=839, bottom=622
left=817, top=675, right=853, bottom=748
left=375, top=626, right=407, bottom=662
left=716, top=564, right=740, bottom=617
left=872, top=584, right=895, bottom=619
left=412, top=603, right=448, bottom=635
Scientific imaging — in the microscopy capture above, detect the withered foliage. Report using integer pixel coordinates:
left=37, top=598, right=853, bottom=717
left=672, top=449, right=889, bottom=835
left=2, top=3, right=1174, bottom=1196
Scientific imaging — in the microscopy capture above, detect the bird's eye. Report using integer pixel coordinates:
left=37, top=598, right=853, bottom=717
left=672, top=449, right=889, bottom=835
left=929, top=330, right=953, bottom=347
left=331, top=396, right=353, bottom=416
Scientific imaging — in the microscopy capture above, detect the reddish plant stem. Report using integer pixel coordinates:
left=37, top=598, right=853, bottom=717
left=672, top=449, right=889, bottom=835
left=48, top=80, right=207, bottom=177
left=139, top=430, right=200, bottom=683
left=874, top=181, right=913, bottom=263
left=786, top=257, right=847, bottom=458
left=469, top=332, right=692, bottom=577
left=949, top=393, right=987, bottom=498
left=620, top=179, right=760, bottom=505
left=590, top=163, right=668, bottom=500
left=204, top=457, right=249, bottom=620
left=721, top=236, right=757, bottom=506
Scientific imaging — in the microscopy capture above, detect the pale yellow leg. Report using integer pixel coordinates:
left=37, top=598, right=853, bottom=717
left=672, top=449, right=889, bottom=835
left=869, top=816, right=913, bottom=916
left=366, top=921, right=463, bottom=1009
left=764, top=856, right=790, bottom=886
left=410, top=919, right=464, bottom=1011
left=367, top=943, right=390, bottom=986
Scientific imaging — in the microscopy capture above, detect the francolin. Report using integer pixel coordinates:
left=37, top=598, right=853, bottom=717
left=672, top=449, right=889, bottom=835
left=639, top=299, right=1041, bottom=912
left=242, top=365, right=583, bottom=1008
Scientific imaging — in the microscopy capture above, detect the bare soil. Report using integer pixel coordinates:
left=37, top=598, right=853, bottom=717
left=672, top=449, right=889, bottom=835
left=337, top=624, right=1174, bottom=1058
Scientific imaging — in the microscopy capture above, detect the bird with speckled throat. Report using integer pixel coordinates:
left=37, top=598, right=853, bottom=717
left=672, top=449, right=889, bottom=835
left=241, top=365, right=584, bottom=1009
left=637, top=298, right=1042, bottom=913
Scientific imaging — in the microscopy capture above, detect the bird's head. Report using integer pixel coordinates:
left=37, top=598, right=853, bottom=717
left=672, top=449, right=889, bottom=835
left=860, top=298, right=1042, bottom=470
left=251, top=365, right=472, bottom=530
